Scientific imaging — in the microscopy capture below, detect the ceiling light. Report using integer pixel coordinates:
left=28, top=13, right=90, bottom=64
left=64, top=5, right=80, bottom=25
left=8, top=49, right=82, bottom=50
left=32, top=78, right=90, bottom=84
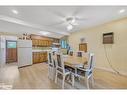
left=12, top=9, right=18, bottom=14
left=71, top=18, right=76, bottom=24
left=66, top=17, right=75, bottom=24
left=67, top=24, right=73, bottom=31
left=119, top=9, right=125, bottom=14
left=39, top=31, right=50, bottom=36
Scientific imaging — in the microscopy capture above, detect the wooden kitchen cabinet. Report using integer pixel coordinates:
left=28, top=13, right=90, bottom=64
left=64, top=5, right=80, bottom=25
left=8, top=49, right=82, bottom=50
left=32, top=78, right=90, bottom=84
left=40, top=40, right=43, bottom=46
left=32, top=39, right=52, bottom=47
left=32, top=40, right=38, bottom=46
left=38, top=40, right=41, bottom=46
left=33, top=52, right=37, bottom=63
left=33, top=52, right=47, bottom=64
left=32, top=40, right=35, bottom=46
left=44, top=40, right=46, bottom=46
left=39, top=53, right=44, bottom=62
left=43, top=52, right=47, bottom=62
left=31, top=34, right=60, bottom=47
left=45, top=41, right=47, bottom=46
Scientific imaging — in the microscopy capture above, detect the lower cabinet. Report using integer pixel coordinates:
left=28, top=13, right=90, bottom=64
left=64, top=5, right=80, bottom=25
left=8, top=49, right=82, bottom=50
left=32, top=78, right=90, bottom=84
left=33, top=52, right=47, bottom=64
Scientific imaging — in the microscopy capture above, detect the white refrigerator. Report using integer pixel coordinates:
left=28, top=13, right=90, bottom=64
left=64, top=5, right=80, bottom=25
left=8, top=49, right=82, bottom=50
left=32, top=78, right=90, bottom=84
left=17, top=40, right=32, bottom=67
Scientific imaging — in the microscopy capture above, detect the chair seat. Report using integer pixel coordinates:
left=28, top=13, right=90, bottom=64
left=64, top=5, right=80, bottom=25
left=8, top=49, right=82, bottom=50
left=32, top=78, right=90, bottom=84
left=77, top=68, right=86, bottom=76
left=56, top=67, right=70, bottom=74
left=65, top=65, right=75, bottom=72
left=76, top=67, right=92, bottom=77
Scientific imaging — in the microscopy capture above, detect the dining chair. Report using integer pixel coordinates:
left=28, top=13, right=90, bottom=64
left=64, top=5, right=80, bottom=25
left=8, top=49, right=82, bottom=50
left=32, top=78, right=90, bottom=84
left=73, top=53, right=95, bottom=89
left=76, top=51, right=85, bottom=57
left=54, top=53, right=72, bottom=89
left=74, top=51, right=89, bottom=69
left=68, top=50, right=74, bottom=56
left=47, top=51, right=56, bottom=80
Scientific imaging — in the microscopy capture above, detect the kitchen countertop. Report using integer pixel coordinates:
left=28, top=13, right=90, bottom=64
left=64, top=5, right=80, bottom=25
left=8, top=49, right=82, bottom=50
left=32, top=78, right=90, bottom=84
left=32, top=49, right=51, bottom=52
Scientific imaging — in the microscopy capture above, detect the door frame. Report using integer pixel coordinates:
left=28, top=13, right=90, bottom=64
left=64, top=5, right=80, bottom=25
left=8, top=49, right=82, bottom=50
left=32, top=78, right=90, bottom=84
left=6, top=40, right=17, bottom=63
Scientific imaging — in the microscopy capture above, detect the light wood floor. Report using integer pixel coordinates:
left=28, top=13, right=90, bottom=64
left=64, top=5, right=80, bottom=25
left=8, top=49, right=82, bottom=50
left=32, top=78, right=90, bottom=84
left=0, top=63, right=127, bottom=89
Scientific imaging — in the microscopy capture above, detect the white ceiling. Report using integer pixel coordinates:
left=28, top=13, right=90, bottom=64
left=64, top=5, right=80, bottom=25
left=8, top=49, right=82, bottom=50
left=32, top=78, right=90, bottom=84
left=0, top=6, right=127, bottom=38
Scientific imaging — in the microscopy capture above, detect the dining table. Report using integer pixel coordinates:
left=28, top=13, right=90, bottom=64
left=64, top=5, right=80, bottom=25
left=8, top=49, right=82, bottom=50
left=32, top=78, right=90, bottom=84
left=63, top=55, right=88, bottom=68
left=63, top=55, right=88, bottom=85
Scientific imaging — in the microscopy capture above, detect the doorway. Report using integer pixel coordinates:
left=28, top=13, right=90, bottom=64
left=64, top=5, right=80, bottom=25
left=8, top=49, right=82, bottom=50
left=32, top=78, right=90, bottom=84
left=6, top=40, right=17, bottom=63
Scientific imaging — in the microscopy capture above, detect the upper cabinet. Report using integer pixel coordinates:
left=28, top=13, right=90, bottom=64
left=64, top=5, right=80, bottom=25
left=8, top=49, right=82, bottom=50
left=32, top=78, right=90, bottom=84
left=52, top=38, right=59, bottom=43
left=32, top=39, right=52, bottom=47
left=30, top=34, right=59, bottom=47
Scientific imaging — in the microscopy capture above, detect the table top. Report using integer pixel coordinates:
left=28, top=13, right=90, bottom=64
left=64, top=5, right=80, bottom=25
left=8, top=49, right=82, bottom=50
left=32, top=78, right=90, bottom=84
left=63, top=55, right=87, bottom=67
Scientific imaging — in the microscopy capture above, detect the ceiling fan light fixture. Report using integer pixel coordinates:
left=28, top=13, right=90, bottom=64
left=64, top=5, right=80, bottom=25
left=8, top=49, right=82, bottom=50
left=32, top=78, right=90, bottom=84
left=66, top=17, right=75, bottom=24
left=67, top=24, right=73, bottom=31
left=71, top=18, right=76, bottom=24
left=119, top=9, right=125, bottom=14
left=12, top=9, right=18, bottom=14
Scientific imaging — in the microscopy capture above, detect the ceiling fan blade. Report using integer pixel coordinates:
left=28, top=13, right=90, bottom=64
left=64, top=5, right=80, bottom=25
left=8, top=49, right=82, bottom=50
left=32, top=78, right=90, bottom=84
left=75, top=17, right=87, bottom=21
left=52, top=11, right=66, bottom=19
left=71, top=7, right=83, bottom=16
left=46, top=21, right=65, bottom=26
left=47, top=8, right=66, bottom=19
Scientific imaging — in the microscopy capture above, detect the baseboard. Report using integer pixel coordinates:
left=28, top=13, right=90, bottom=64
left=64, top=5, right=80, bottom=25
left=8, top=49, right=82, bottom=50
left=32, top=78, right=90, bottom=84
left=95, top=66, right=127, bottom=76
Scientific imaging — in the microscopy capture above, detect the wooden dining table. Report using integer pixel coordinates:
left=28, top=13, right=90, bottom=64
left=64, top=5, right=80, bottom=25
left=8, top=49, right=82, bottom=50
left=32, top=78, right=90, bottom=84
left=63, top=55, right=88, bottom=68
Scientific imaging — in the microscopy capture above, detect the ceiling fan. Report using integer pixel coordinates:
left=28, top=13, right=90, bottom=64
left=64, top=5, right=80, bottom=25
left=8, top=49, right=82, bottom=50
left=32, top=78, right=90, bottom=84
left=66, top=16, right=79, bottom=30
left=47, top=7, right=86, bottom=31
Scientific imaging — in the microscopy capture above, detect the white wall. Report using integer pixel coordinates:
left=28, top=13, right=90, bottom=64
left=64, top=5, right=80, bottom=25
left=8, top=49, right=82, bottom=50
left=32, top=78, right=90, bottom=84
left=69, top=17, right=127, bottom=76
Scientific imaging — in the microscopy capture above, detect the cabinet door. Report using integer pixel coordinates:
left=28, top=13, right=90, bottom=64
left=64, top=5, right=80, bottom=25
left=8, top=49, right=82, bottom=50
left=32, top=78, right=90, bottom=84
left=43, top=41, right=46, bottom=46
left=33, top=52, right=37, bottom=64
left=35, top=52, right=38, bottom=63
left=39, top=53, right=43, bottom=62
left=32, top=40, right=37, bottom=46
left=40, top=40, right=43, bottom=46
left=39, top=40, right=41, bottom=46
left=43, top=53, right=46, bottom=62
left=32, top=40, right=35, bottom=46
left=32, top=52, right=35, bottom=63
left=38, top=40, right=40, bottom=46
left=47, top=41, right=50, bottom=46
left=46, top=41, right=48, bottom=46
left=43, top=52, right=47, bottom=61
left=38, top=52, right=41, bottom=63
left=40, top=40, right=42, bottom=46
left=35, top=40, right=38, bottom=46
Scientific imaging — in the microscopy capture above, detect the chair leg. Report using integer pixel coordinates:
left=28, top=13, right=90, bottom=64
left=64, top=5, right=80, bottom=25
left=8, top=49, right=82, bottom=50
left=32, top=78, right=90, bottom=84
left=48, top=66, right=50, bottom=78
left=51, top=68, right=54, bottom=80
left=55, top=72, right=58, bottom=84
left=53, top=69, right=56, bottom=81
left=86, top=77, right=89, bottom=89
left=91, top=75, right=94, bottom=87
left=71, top=74, right=75, bottom=87
left=62, top=75, right=65, bottom=89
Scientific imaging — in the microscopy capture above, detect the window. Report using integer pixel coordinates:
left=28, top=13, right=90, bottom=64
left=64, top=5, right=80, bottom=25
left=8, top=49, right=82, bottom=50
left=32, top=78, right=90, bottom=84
left=7, top=41, right=17, bottom=48
left=61, top=40, right=67, bottom=49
